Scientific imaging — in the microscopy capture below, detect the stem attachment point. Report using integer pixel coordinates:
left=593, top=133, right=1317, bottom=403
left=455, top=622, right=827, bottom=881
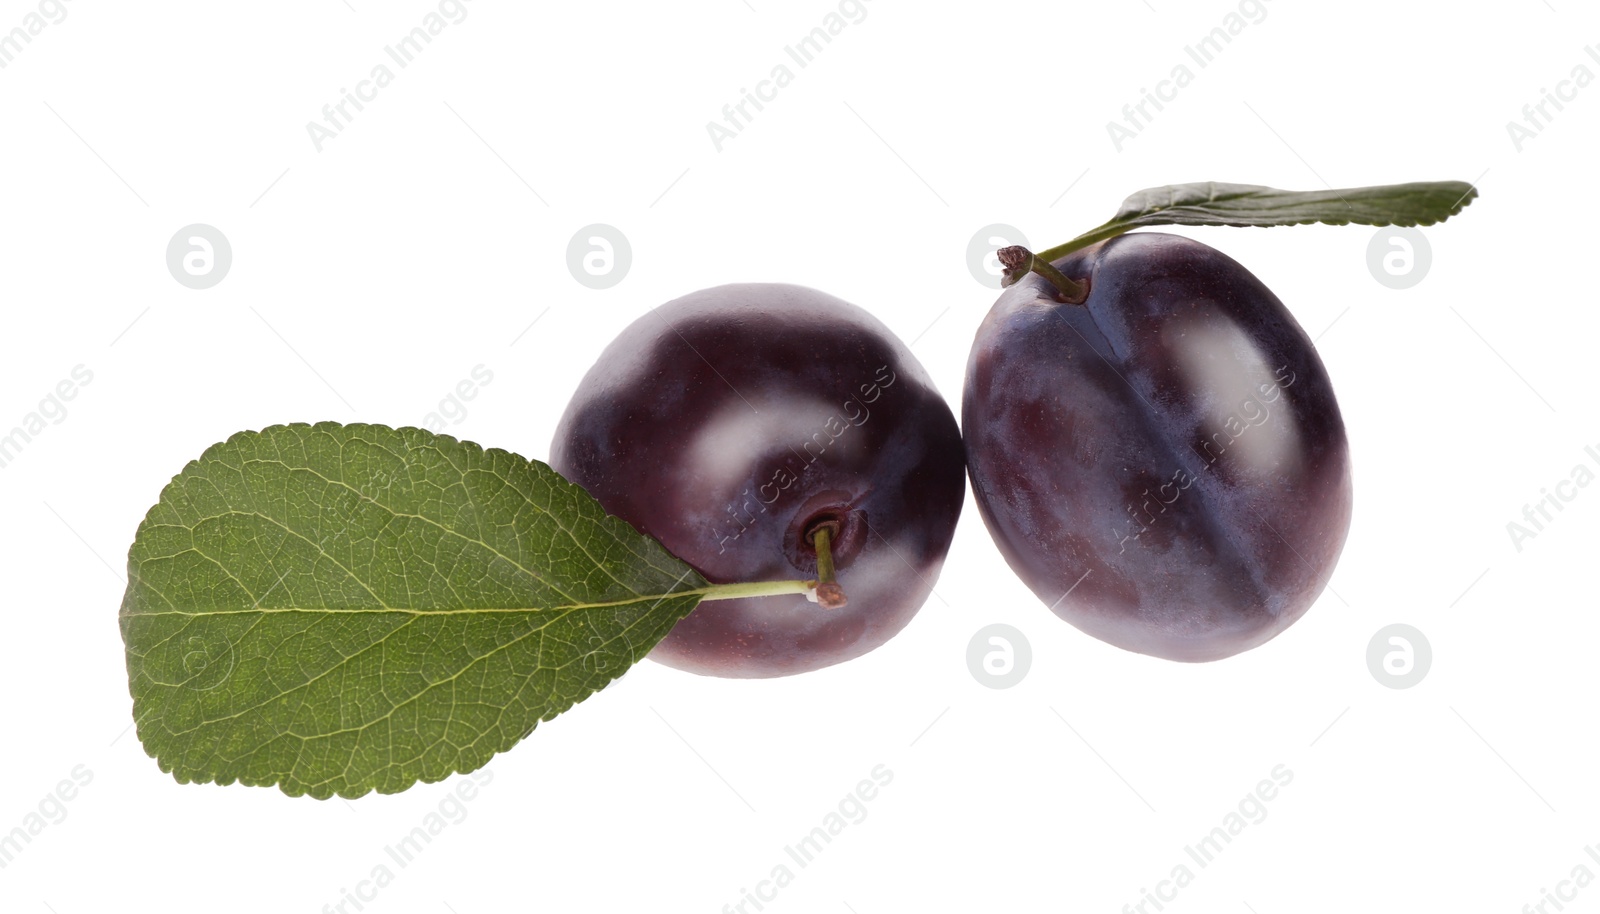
left=997, top=245, right=1089, bottom=304
left=807, top=522, right=848, bottom=610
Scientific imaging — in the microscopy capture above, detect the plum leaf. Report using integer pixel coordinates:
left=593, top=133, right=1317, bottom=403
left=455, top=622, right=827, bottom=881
left=118, top=422, right=708, bottom=799
left=1105, top=180, right=1477, bottom=229
left=1039, top=180, right=1479, bottom=262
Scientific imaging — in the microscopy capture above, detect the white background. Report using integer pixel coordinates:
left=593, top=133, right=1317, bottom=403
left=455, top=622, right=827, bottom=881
left=2, top=1, right=1596, bottom=912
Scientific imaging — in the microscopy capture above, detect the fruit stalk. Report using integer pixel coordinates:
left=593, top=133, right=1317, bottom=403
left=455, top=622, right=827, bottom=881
left=697, top=580, right=823, bottom=602
left=998, top=245, right=1087, bottom=303
left=692, top=574, right=846, bottom=608
left=810, top=524, right=848, bottom=609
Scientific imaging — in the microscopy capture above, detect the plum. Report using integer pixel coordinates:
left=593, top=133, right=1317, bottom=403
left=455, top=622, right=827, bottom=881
left=964, top=232, right=1350, bottom=661
left=551, top=283, right=966, bottom=677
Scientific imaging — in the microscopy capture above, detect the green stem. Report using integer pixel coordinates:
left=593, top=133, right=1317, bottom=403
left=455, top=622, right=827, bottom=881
left=998, top=245, right=1089, bottom=304
left=698, top=580, right=816, bottom=601
left=697, top=525, right=849, bottom=609
left=813, top=525, right=837, bottom=588
left=1031, top=219, right=1136, bottom=268
left=809, top=522, right=847, bottom=609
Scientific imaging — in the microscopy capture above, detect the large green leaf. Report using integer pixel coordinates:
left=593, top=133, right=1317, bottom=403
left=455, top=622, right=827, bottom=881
left=119, top=422, right=709, bottom=799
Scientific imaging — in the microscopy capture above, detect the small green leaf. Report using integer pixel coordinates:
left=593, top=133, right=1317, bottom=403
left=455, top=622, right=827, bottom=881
left=1105, top=180, right=1477, bottom=229
left=1038, top=180, right=1479, bottom=263
left=119, top=422, right=709, bottom=799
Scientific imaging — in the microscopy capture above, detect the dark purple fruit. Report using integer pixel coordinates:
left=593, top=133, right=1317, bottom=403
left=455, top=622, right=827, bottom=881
left=551, top=284, right=965, bottom=678
left=963, top=232, right=1351, bottom=661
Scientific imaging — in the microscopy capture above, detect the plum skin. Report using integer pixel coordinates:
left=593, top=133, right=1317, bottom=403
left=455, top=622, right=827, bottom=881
left=550, top=283, right=965, bottom=678
left=963, top=232, right=1351, bottom=662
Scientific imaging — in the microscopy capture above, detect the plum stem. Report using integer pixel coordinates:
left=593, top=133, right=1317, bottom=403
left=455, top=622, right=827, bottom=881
left=696, top=577, right=848, bottom=608
left=698, top=580, right=819, bottom=601
left=694, top=523, right=849, bottom=609
left=809, top=524, right=848, bottom=609
left=997, top=246, right=1089, bottom=304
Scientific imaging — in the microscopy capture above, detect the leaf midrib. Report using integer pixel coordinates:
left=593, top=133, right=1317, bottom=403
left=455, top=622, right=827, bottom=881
left=120, top=587, right=722, bottom=618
